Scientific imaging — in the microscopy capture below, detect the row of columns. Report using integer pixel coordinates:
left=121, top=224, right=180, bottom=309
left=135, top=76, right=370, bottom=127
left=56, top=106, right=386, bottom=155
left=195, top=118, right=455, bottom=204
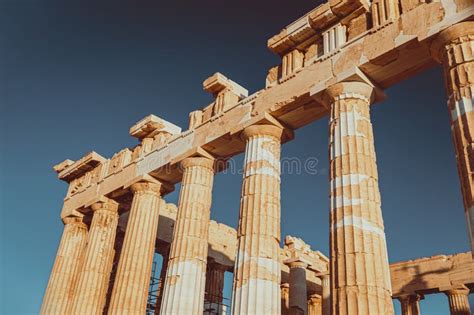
left=41, top=182, right=168, bottom=315
left=396, top=286, right=471, bottom=315
left=41, top=21, right=473, bottom=315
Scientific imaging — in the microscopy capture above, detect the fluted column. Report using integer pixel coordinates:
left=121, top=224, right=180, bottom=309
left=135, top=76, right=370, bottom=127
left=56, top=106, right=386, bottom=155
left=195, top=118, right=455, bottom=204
left=40, top=216, right=88, bottom=314
left=326, top=81, right=393, bottom=315
left=431, top=22, right=474, bottom=252
left=103, top=230, right=125, bottom=314
left=287, top=260, right=308, bottom=315
left=397, top=294, right=422, bottom=315
left=204, top=262, right=226, bottom=314
left=70, top=199, right=119, bottom=315
left=321, top=274, right=330, bottom=315
left=308, top=294, right=322, bottom=315
left=108, top=181, right=166, bottom=314
left=281, top=283, right=290, bottom=315
left=231, top=124, right=283, bottom=314
left=445, top=287, right=471, bottom=315
left=161, top=157, right=215, bottom=314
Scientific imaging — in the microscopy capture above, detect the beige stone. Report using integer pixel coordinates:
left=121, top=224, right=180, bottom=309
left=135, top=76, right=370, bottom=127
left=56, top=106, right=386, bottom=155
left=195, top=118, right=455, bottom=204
left=444, top=286, right=472, bottom=315
left=41, top=1, right=474, bottom=314
left=308, top=294, right=323, bottom=315
left=59, top=1, right=473, bottom=219
left=160, top=157, right=215, bottom=314
left=40, top=216, right=88, bottom=314
left=129, top=114, right=181, bottom=140
left=281, top=283, right=290, bottom=315
left=231, top=124, right=284, bottom=314
left=321, top=274, right=331, bottom=315
left=69, top=199, right=119, bottom=315
left=203, top=72, right=248, bottom=116
left=107, top=181, right=166, bottom=314
left=390, top=252, right=473, bottom=297
left=103, top=230, right=125, bottom=314
left=325, top=81, right=393, bottom=315
left=397, top=294, right=422, bottom=315
left=431, top=21, right=474, bottom=254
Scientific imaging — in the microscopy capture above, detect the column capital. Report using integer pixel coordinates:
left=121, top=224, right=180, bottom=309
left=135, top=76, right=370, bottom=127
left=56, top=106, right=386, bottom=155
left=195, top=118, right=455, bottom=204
left=325, top=81, right=375, bottom=103
left=431, top=21, right=474, bottom=63
left=61, top=215, right=86, bottom=226
left=319, top=273, right=330, bottom=281
left=242, top=124, right=284, bottom=141
left=130, top=181, right=163, bottom=195
left=285, top=258, right=309, bottom=269
left=397, top=293, right=423, bottom=302
left=444, top=285, right=470, bottom=297
left=309, top=293, right=321, bottom=302
left=181, top=156, right=215, bottom=171
left=90, top=198, right=119, bottom=213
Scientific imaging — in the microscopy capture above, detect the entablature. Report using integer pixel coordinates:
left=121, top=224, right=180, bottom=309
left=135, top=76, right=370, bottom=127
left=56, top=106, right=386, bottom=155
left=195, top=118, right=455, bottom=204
left=189, top=73, right=249, bottom=130
left=265, top=0, right=444, bottom=87
left=57, top=151, right=105, bottom=183
left=282, top=235, right=330, bottom=273
left=390, top=252, right=474, bottom=297
left=59, top=1, right=473, bottom=218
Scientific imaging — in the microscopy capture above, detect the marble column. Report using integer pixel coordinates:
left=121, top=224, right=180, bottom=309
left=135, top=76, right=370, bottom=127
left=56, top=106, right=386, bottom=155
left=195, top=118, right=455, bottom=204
left=445, top=287, right=471, bottom=315
left=308, top=294, right=322, bottom=315
left=70, top=199, right=119, bottom=315
left=321, top=274, right=330, bottom=315
left=204, top=262, right=226, bottom=314
left=281, top=283, right=290, bottom=315
left=326, top=81, right=393, bottom=314
left=155, top=244, right=171, bottom=315
left=108, top=181, right=166, bottom=314
left=287, top=260, right=308, bottom=315
left=397, top=294, right=422, bottom=315
left=40, top=216, right=88, bottom=315
left=431, top=22, right=474, bottom=253
left=231, top=124, right=283, bottom=314
left=160, top=157, right=215, bottom=314
left=103, top=230, right=125, bottom=314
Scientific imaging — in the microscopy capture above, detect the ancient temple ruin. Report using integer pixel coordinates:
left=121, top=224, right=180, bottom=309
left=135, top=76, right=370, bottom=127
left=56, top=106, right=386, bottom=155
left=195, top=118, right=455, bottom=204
left=41, top=0, right=473, bottom=314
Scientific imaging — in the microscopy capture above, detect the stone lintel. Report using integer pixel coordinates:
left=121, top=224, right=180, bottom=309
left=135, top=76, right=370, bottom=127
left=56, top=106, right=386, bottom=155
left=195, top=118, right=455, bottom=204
left=284, top=257, right=311, bottom=269
left=170, top=146, right=228, bottom=174
left=311, top=67, right=386, bottom=108
left=231, top=112, right=295, bottom=143
left=313, top=271, right=330, bottom=278
left=122, top=174, right=174, bottom=195
left=170, top=146, right=215, bottom=165
left=391, top=252, right=474, bottom=297
left=308, top=3, right=337, bottom=30
left=329, top=0, right=370, bottom=17
left=268, top=13, right=317, bottom=56
left=53, top=159, right=75, bottom=174
left=129, top=114, right=182, bottom=140
left=203, top=72, right=248, bottom=99
left=58, top=152, right=105, bottom=183
left=283, top=236, right=329, bottom=273
left=59, top=2, right=471, bottom=217
left=267, top=0, right=370, bottom=55
left=83, top=195, right=117, bottom=210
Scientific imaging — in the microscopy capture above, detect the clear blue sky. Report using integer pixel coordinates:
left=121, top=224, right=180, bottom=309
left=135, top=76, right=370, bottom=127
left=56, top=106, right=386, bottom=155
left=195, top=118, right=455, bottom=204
left=1, top=0, right=471, bottom=314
